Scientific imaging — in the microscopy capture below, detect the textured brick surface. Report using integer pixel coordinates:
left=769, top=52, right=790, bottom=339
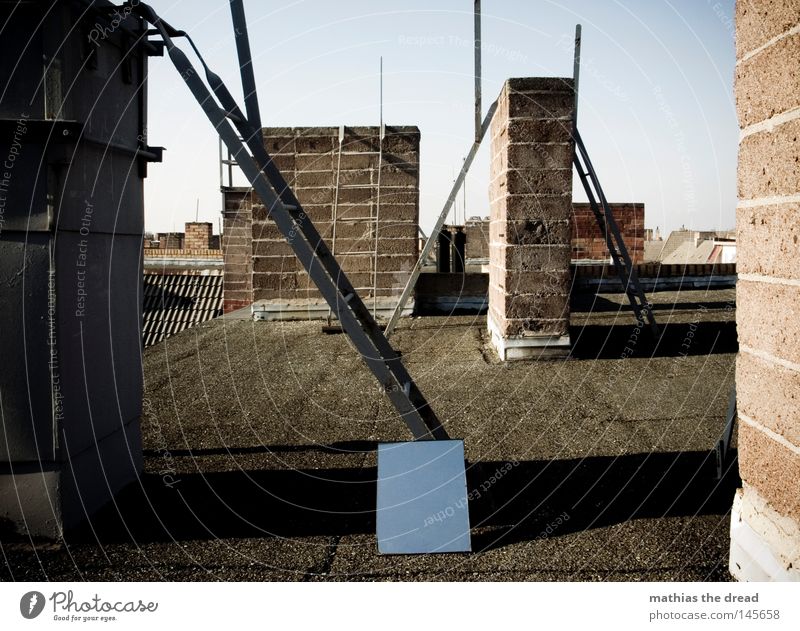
left=184, top=222, right=213, bottom=250
left=488, top=78, right=574, bottom=343
left=464, top=220, right=490, bottom=260
left=737, top=279, right=800, bottom=365
left=737, top=351, right=800, bottom=446
left=732, top=1, right=800, bottom=562
left=738, top=422, right=800, bottom=523
left=736, top=202, right=800, bottom=279
left=736, top=31, right=800, bottom=127
left=735, top=0, right=800, bottom=60
left=737, top=116, right=800, bottom=200
left=222, top=192, right=253, bottom=313
left=226, top=126, right=420, bottom=304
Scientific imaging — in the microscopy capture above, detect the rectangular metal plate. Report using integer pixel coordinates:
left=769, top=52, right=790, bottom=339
left=376, top=440, right=471, bottom=554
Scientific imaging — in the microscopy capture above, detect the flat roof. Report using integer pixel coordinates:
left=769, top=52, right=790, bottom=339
left=3, top=288, right=738, bottom=581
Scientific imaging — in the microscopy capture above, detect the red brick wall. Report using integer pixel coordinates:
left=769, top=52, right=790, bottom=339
left=571, top=202, right=645, bottom=262
left=472, top=202, right=646, bottom=264
left=184, top=222, right=212, bottom=250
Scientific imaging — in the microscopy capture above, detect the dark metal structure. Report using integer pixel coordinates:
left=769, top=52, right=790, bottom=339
left=0, top=0, right=161, bottom=536
left=715, top=388, right=738, bottom=480
left=452, top=227, right=466, bottom=274
left=437, top=227, right=452, bottom=273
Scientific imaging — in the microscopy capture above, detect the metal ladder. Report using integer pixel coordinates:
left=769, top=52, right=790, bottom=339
left=573, top=127, right=660, bottom=337
left=330, top=125, right=384, bottom=319
left=135, top=1, right=447, bottom=441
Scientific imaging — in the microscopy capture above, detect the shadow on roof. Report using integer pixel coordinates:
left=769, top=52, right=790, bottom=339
left=68, top=449, right=739, bottom=552
left=569, top=321, right=738, bottom=359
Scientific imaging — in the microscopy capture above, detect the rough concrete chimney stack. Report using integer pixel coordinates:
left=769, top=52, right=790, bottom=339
left=488, top=77, right=575, bottom=360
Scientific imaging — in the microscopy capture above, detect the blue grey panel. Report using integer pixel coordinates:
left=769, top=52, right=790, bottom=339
left=376, top=440, right=471, bottom=554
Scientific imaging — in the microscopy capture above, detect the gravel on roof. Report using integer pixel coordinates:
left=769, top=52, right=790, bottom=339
left=3, top=288, right=738, bottom=581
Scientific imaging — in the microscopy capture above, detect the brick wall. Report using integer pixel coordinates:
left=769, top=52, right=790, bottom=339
left=729, top=0, right=800, bottom=581
left=488, top=78, right=574, bottom=360
left=571, top=202, right=644, bottom=262
left=249, top=126, right=420, bottom=302
left=185, top=222, right=212, bottom=250
left=157, top=232, right=183, bottom=249
left=222, top=191, right=253, bottom=313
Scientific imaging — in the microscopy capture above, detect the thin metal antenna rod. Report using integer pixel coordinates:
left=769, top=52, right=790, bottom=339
left=385, top=100, right=498, bottom=338
left=474, top=0, right=482, bottom=142
left=573, top=23, right=581, bottom=130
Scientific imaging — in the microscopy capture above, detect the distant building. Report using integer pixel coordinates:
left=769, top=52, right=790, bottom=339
left=461, top=202, right=646, bottom=267
left=644, top=227, right=736, bottom=264
left=144, top=222, right=221, bottom=251
left=142, top=222, right=224, bottom=346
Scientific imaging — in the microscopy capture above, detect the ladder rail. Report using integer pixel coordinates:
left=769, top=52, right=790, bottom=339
left=573, top=128, right=659, bottom=336
left=328, top=125, right=344, bottom=324
left=373, top=124, right=384, bottom=317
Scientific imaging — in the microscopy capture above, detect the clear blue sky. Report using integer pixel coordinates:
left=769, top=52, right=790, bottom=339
left=143, top=0, right=737, bottom=236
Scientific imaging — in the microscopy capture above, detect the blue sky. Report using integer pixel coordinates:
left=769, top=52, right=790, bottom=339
left=143, top=0, right=737, bottom=236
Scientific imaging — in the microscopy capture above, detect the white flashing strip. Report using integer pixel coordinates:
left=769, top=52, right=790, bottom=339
left=740, top=106, right=800, bottom=140
left=729, top=490, right=798, bottom=582
left=738, top=273, right=800, bottom=288
left=487, top=312, right=570, bottom=361
left=737, top=23, right=800, bottom=65
left=251, top=298, right=413, bottom=322
left=739, top=412, right=800, bottom=457
left=737, top=193, right=800, bottom=208
left=741, top=344, right=800, bottom=374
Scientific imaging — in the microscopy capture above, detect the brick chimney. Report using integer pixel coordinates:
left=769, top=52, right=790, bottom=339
left=185, top=222, right=213, bottom=250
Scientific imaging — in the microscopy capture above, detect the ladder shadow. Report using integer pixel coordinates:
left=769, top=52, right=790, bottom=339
left=67, top=450, right=738, bottom=550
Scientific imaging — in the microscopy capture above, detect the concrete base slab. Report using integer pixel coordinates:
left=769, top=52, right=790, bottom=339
left=252, top=297, right=414, bottom=322
left=487, top=313, right=570, bottom=361
left=729, top=487, right=800, bottom=581
left=0, top=418, right=142, bottom=539
left=0, top=467, right=62, bottom=539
